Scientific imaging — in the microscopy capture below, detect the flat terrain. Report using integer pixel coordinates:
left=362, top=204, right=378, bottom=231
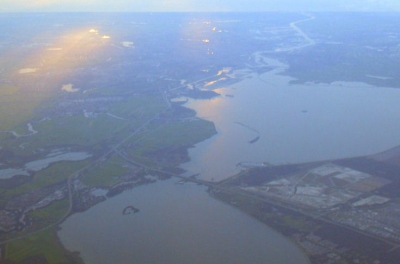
left=1, top=12, right=400, bottom=264
left=213, top=147, right=400, bottom=263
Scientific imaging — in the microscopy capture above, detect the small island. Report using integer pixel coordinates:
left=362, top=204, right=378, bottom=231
left=123, top=206, right=140, bottom=215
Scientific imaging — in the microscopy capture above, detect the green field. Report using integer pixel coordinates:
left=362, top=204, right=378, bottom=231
left=127, top=119, right=216, bottom=158
left=1, top=93, right=167, bottom=156
left=6, top=227, right=79, bottom=264
left=108, top=94, right=166, bottom=120
left=81, top=156, right=131, bottom=188
left=4, top=160, right=90, bottom=197
left=30, top=199, right=70, bottom=221
left=0, top=86, right=55, bottom=131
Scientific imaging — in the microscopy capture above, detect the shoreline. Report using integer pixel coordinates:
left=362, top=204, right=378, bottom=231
left=207, top=187, right=312, bottom=264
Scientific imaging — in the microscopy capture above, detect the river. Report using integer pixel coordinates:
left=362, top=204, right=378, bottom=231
left=59, top=179, right=309, bottom=264
left=181, top=56, right=400, bottom=181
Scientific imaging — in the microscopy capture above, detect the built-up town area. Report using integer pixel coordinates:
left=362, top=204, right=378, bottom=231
left=215, top=146, right=400, bottom=263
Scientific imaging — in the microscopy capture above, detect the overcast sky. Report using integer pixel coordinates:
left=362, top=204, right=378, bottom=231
left=1, top=0, right=400, bottom=12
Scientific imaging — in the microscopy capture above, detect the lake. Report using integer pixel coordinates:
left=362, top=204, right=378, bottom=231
left=59, top=179, right=309, bottom=264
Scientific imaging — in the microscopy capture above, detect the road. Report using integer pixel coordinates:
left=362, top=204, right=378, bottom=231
left=115, top=148, right=216, bottom=187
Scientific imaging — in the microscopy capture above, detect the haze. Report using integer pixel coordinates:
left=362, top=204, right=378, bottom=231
left=2, top=1, right=400, bottom=263
left=2, top=0, right=400, bottom=12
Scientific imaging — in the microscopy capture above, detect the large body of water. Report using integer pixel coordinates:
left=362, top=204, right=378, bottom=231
left=181, top=57, right=400, bottom=181
left=59, top=180, right=309, bottom=264
left=59, top=55, right=400, bottom=264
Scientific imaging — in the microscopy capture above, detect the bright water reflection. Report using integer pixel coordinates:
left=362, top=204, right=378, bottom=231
left=181, top=58, right=400, bottom=181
